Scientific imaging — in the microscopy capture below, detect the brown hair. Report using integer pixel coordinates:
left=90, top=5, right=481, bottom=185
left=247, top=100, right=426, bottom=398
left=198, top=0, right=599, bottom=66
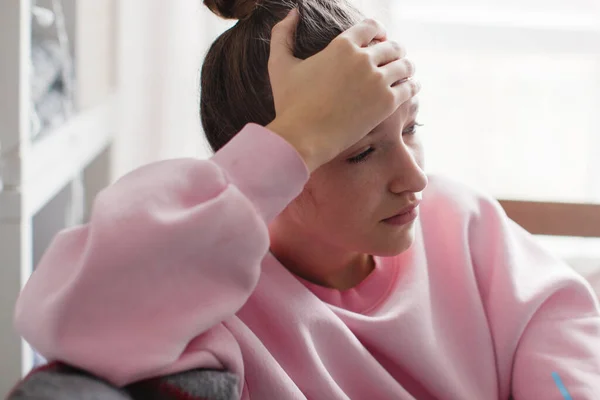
left=200, top=0, right=362, bottom=152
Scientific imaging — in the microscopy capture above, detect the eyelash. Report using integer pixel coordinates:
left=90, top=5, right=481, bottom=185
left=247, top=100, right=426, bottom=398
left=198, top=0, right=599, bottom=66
left=347, top=148, right=375, bottom=164
left=347, top=122, right=423, bottom=164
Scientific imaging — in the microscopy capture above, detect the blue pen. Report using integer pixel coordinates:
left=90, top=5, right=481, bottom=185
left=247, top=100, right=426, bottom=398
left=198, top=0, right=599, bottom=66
left=552, top=372, right=573, bottom=400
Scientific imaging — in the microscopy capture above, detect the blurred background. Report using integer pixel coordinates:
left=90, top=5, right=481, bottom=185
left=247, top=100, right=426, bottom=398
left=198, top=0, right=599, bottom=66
left=0, top=0, right=599, bottom=396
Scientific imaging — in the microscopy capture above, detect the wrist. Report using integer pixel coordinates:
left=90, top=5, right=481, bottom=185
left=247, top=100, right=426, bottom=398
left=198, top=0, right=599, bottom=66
left=266, top=118, right=323, bottom=172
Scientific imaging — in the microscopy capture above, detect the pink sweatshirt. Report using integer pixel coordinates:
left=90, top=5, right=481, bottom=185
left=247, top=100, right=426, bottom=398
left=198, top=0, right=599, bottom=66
left=15, top=124, right=600, bottom=399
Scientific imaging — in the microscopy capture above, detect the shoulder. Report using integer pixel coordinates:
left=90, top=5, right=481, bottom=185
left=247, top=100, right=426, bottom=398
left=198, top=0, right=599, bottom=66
left=421, top=174, right=505, bottom=222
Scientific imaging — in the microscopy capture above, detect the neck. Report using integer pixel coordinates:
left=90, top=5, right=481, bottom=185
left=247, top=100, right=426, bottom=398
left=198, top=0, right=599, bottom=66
left=268, top=220, right=375, bottom=291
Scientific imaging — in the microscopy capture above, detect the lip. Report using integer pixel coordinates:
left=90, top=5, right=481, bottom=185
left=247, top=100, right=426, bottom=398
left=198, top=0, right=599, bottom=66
left=382, top=202, right=421, bottom=226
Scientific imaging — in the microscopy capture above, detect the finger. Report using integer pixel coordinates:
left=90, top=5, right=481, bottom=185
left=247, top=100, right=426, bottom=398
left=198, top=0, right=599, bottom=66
left=391, top=78, right=422, bottom=106
left=381, top=58, right=416, bottom=86
left=367, top=40, right=406, bottom=67
left=341, top=18, right=387, bottom=47
left=268, top=9, right=300, bottom=74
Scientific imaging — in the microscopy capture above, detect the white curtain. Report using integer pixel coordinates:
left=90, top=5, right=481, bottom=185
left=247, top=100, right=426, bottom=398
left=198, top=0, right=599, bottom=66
left=389, top=0, right=600, bottom=203
left=113, top=0, right=215, bottom=178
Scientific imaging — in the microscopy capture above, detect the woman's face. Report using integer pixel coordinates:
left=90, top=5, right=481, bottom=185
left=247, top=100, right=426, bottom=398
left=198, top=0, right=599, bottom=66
left=278, top=96, right=427, bottom=257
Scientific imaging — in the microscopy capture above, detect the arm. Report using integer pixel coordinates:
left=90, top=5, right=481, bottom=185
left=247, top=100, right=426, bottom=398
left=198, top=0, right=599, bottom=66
left=14, top=124, right=309, bottom=386
left=470, top=197, right=600, bottom=399
left=15, top=11, right=419, bottom=388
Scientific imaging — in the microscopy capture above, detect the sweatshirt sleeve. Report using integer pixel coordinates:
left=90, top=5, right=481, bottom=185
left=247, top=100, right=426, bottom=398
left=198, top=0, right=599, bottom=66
left=469, top=196, right=600, bottom=399
left=14, top=123, right=309, bottom=386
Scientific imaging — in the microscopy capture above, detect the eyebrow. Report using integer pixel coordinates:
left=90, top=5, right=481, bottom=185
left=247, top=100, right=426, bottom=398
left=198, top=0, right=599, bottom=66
left=409, top=102, right=420, bottom=116
left=367, top=102, right=420, bottom=136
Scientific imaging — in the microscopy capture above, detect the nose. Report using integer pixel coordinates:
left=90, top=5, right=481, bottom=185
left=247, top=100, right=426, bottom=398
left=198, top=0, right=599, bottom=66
left=388, top=141, right=428, bottom=195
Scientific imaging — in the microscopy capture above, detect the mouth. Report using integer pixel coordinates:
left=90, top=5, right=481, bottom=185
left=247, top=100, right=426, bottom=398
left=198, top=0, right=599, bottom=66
left=382, top=201, right=421, bottom=226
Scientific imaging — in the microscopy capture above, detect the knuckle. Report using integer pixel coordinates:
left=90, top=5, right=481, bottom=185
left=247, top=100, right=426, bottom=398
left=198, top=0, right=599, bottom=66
left=365, top=46, right=376, bottom=60
left=396, top=43, right=407, bottom=58
left=411, top=79, right=422, bottom=95
left=382, top=88, right=397, bottom=105
left=404, top=58, right=416, bottom=76
left=271, top=22, right=283, bottom=36
left=333, top=35, right=354, bottom=53
left=354, top=50, right=372, bottom=68
left=390, top=40, right=403, bottom=53
left=362, top=18, right=376, bottom=27
left=373, top=69, right=387, bottom=83
left=363, top=18, right=382, bottom=30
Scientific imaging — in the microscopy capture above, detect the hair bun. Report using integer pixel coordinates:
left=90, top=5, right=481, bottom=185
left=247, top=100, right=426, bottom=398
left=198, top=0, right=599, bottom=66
left=204, top=0, right=260, bottom=20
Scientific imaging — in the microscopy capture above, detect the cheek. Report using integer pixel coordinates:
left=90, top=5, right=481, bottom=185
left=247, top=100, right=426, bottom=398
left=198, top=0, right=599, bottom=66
left=297, top=181, right=342, bottom=217
left=302, top=172, right=382, bottom=225
left=286, top=186, right=317, bottom=224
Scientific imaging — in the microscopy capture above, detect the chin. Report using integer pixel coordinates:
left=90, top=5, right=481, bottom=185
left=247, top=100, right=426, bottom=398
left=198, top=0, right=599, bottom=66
left=372, top=227, right=416, bottom=257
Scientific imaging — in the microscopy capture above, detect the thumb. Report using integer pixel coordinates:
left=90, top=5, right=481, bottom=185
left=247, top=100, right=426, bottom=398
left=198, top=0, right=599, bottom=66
left=268, top=9, right=300, bottom=74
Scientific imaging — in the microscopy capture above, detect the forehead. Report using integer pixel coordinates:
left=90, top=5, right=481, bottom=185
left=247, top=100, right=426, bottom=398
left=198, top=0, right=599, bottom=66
left=392, top=95, right=420, bottom=122
left=369, top=96, right=420, bottom=135
left=403, top=96, right=420, bottom=115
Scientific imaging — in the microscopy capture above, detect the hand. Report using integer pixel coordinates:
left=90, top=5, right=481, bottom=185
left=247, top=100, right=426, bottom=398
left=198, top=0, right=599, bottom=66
left=267, top=9, right=420, bottom=172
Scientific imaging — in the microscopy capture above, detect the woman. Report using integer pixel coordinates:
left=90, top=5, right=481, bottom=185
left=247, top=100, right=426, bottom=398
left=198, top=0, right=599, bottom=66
left=15, top=0, right=600, bottom=399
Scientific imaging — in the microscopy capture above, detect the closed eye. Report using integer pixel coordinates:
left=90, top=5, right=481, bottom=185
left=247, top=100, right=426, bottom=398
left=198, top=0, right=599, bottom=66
left=347, top=147, right=375, bottom=164
left=346, top=122, right=423, bottom=165
left=403, top=122, right=423, bottom=135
